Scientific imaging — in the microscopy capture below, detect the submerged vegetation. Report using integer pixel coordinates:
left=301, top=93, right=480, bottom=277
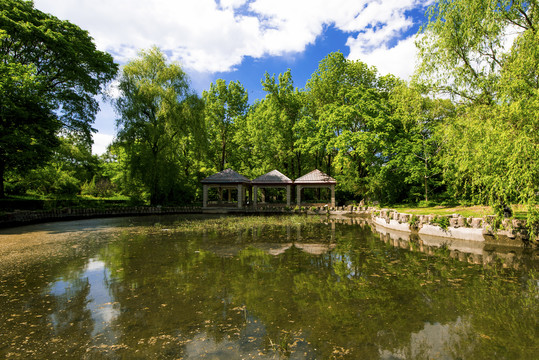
left=0, top=216, right=537, bottom=358
left=161, top=215, right=323, bottom=233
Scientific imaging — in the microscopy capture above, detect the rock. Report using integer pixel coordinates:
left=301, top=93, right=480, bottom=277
left=470, top=218, right=482, bottom=228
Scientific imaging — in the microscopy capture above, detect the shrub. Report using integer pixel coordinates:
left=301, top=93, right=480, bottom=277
left=432, top=215, right=450, bottom=230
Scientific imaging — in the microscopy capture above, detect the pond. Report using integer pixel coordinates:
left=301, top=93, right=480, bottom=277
left=0, top=215, right=537, bottom=359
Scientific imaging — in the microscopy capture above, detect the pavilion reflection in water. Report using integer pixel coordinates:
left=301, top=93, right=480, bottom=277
left=200, top=223, right=337, bottom=257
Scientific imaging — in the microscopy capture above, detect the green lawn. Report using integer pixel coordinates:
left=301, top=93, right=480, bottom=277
left=379, top=204, right=529, bottom=219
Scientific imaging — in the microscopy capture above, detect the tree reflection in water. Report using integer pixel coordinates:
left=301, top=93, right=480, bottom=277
left=0, top=215, right=537, bottom=359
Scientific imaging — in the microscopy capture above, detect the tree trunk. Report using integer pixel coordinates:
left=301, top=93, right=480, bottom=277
left=424, top=175, right=428, bottom=202
left=424, top=156, right=429, bottom=202
left=296, top=151, right=301, bottom=179
left=0, top=158, right=5, bottom=198
left=150, top=148, right=159, bottom=205
left=220, top=139, right=226, bottom=171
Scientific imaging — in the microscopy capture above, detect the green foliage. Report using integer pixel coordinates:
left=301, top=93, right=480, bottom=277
left=408, top=214, right=419, bottom=228
left=416, top=0, right=539, bottom=239
left=386, top=84, right=455, bottom=202
left=24, top=165, right=80, bottom=196
left=203, top=79, right=248, bottom=172
left=432, top=215, right=450, bottom=230
left=235, top=70, right=303, bottom=179
left=80, top=176, right=117, bottom=198
left=0, top=0, right=117, bottom=197
left=301, top=52, right=405, bottom=200
left=114, top=47, right=204, bottom=205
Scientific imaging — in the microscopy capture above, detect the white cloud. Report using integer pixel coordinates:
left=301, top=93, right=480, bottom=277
left=348, top=35, right=420, bottom=80
left=92, top=133, right=114, bottom=155
left=34, top=0, right=430, bottom=78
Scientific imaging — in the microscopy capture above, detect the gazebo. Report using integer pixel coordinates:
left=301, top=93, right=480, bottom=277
left=201, top=169, right=251, bottom=208
left=295, top=169, right=336, bottom=207
left=252, top=170, right=293, bottom=207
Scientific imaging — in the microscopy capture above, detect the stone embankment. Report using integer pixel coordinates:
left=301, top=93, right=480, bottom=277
left=371, top=208, right=530, bottom=244
left=0, top=206, right=202, bottom=228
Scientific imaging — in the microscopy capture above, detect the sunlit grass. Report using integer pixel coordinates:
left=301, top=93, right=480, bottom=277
left=380, top=204, right=530, bottom=219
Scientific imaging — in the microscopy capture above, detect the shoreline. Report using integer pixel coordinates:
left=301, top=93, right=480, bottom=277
left=0, top=205, right=534, bottom=246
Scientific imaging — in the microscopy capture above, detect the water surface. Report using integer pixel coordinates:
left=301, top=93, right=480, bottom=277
left=0, top=215, right=537, bottom=359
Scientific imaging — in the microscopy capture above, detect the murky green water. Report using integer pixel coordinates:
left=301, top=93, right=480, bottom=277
left=0, top=215, right=538, bottom=359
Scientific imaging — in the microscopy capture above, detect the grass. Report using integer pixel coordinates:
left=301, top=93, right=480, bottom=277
left=379, top=203, right=529, bottom=219
left=2, top=194, right=130, bottom=202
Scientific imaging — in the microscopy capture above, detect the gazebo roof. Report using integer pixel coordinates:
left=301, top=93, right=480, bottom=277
left=252, top=170, right=293, bottom=185
left=201, top=168, right=251, bottom=184
left=294, top=169, right=336, bottom=184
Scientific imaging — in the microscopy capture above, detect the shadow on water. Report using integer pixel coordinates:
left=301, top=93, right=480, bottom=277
left=0, top=215, right=537, bottom=359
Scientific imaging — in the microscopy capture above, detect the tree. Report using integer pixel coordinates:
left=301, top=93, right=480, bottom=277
left=260, top=70, right=304, bottom=178
left=0, top=61, right=60, bottom=197
left=238, top=70, right=304, bottom=179
left=387, top=84, right=455, bottom=202
left=9, top=135, right=102, bottom=197
left=114, top=47, right=204, bottom=205
left=203, top=79, right=248, bottom=172
left=303, top=52, right=399, bottom=200
left=0, top=0, right=117, bottom=197
left=418, top=0, right=539, bottom=234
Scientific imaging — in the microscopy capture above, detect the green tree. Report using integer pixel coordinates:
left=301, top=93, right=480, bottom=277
left=387, top=84, right=455, bottom=202
left=114, top=47, right=204, bottom=205
left=0, top=61, right=59, bottom=196
left=418, top=0, right=539, bottom=233
left=416, top=0, right=537, bottom=103
left=238, top=70, right=303, bottom=178
left=303, top=52, right=399, bottom=200
left=203, top=79, right=248, bottom=172
left=0, top=0, right=117, bottom=197
left=260, top=70, right=304, bottom=178
left=12, top=136, right=100, bottom=197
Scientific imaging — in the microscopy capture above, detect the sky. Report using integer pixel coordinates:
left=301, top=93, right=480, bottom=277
left=33, top=0, right=434, bottom=155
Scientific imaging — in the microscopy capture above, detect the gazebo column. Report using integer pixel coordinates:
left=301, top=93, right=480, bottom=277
left=286, top=185, right=291, bottom=207
left=330, top=184, right=335, bottom=208
left=296, top=185, right=302, bottom=206
left=203, top=185, right=209, bottom=208
left=261, top=189, right=265, bottom=203
left=218, top=187, right=222, bottom=205
left=253, top=186, right=258, bottom=207
left=228, top=188, right=232, bottom=202
left=237, top=184, right=243, bottom=209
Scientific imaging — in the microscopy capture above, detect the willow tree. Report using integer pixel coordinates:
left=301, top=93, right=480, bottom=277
left=417, top=0, right=539, bottom=232
left=0, top=0, right=117, bottom=197
left=114, top=47, right=204, bottom=205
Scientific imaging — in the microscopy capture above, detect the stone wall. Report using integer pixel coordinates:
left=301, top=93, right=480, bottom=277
left=0, top=206, right=202, bottom=228
left=371, top=208, right=530, bottom=243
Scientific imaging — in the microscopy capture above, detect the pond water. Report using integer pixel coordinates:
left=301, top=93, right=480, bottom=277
left=0, top=215, right=537, bottom=359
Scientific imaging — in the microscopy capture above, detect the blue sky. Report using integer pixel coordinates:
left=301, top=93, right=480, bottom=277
left=33, top=0, right=433, bottom=154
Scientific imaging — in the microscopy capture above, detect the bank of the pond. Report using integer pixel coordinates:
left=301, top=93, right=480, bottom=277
left=0, top=206, right=202, bottom=228
left=371, top=207, right=534, bottom=245
left=0, top=204, right=535, bottom=245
